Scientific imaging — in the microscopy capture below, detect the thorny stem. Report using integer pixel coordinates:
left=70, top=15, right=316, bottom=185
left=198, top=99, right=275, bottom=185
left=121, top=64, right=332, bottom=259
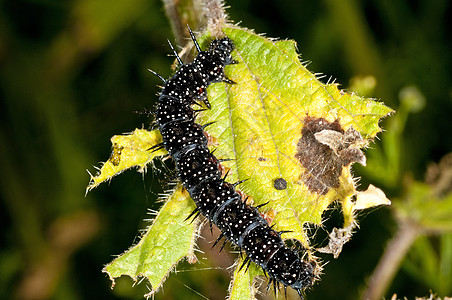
left=162, top=0, right=202, bottom=46
left=162, top=0, right=228, bottom=46
left=362, top=221, right=420, bottom=300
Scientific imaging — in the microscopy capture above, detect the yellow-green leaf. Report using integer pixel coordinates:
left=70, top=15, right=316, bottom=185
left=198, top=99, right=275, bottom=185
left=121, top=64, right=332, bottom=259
left=229, top=259, right=263, bottom=300
left=198, top=26, right=393, bottom=244
left=90, top=25, right=393, bottom=299
left=103, top=186, right=198, bottom=296
left=86, top=128, right=165, bottom=192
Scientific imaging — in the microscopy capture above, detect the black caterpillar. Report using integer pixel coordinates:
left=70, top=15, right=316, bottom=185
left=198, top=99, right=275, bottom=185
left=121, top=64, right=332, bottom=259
left=152, top=28, right=316, bottom=298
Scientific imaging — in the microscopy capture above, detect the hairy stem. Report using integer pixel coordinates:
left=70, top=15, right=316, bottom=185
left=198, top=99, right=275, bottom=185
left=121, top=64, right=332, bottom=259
left=162, top=0, right=228, bottom=46
left=162, top=0, right=203, bottom=45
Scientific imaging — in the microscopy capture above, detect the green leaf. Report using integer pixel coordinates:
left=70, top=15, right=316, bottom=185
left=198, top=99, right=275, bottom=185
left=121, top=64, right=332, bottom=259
left=90, top=25, right=393, bottom=299
left=103, top=185, right=198, bottom=296
left=86, top=128, right=165, bottom=192
left=229, top=259, right=263, bottom=300
left=198, top=26, right=392, bottom=237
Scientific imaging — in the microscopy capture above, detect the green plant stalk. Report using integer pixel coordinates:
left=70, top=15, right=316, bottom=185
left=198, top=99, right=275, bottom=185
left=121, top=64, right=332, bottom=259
left=439, top=234, right=452, bottom=294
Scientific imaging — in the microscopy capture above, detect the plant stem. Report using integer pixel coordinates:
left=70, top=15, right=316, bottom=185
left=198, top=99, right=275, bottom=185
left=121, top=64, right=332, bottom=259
left=362, top=221, right=420, bottom=300
left=162, top=0, right=203, bottom=45
left=162, top=0, right=228, bottom=46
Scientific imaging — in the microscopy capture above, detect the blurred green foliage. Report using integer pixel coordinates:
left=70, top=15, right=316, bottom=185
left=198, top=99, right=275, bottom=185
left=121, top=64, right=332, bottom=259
left=0, top=0, right=451, bottom=300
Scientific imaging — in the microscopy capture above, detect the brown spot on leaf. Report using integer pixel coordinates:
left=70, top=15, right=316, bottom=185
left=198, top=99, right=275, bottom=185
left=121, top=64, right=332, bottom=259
left=295, top=116, right=366, bottom=195
left=204, top=130, right=219, bottom=147
left=259, top=208, right=274, bottom=225
left=109, top=144, right=123, bottom=166
left=273, top=178, right=287, bottom=190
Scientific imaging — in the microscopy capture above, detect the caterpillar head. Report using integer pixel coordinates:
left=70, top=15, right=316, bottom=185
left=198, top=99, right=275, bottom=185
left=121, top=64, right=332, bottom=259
left=194, top=38, right=235, bottom=83
left=266, top=247, right=316, bottom=295
left=208, top=38, right=235, bottom=65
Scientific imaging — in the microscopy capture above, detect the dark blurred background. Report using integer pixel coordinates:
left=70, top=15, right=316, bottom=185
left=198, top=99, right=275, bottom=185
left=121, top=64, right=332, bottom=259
left=1, top=0, right=451, bottom=299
